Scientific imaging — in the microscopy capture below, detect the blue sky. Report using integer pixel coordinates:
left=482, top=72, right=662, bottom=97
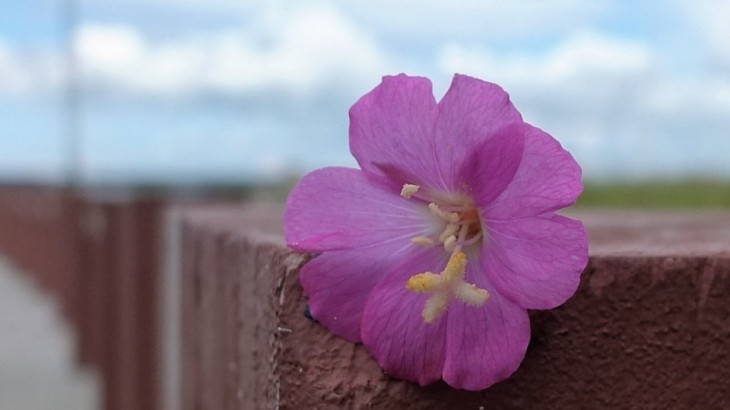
left=1, top=0, right=729, bottom=184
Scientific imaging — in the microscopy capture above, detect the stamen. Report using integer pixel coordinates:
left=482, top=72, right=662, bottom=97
left=443, top=235, right=457, bottom=252
left=400, top=184, right=420, bottom=199
left=428, top=203, right=459, bottom=223
left=460, top=231, right=483, bottom=247
left=450, top=220, right=471, bottom=254
left=438, top=223, right=459, bottom=242
left=428, top=202, right=442, bottom=218
left=410, top=236, right=435, bottom=247
left=437, top=204, right=474, bottom=212
left=402, top=186, right=491, bottom=323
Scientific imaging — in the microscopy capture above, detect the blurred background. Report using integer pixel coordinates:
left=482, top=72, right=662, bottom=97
left=1, top=0, right=729, bottom=196
left=1, top=1, right=729, bottom=409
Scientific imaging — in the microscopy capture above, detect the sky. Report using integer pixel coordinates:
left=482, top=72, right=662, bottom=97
left=0, top=0, right=729, bottom=184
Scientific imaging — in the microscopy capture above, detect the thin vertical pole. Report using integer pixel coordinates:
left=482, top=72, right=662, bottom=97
left=63, top=0, right=81, bottom=187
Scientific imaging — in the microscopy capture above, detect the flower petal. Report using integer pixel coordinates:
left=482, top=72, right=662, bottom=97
left=442, top=258, right=530, bottom=390
left=461, top=122, right=525, bottom=207
left=301, top=241, right=414, bottom=343
left=349, top=74, right=524, bottom=194
left=360, top=247, right=450, bottom=385
left=482, top=124, right=583, bottom=220
left=349, top=74, right=442, bottom=189
left=432, top=74, right=523, bottom=193
left=482, top=214, right=588, bottom=310
left=284, top=167, right=431, bottom=252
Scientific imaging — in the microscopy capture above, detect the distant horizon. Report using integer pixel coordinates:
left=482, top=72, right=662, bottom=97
left=1, top=168, right=729, bottom=188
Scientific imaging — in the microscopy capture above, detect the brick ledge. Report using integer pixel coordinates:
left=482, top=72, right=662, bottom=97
left=176, top=207, right=730, bottom=410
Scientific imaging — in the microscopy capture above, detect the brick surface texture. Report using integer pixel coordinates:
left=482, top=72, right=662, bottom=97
left=178, top=207, right=730, bottom=410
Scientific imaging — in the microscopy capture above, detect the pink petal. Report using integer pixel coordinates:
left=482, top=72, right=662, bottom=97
left=482, top=124, right=583, bottom=220
left=461, top=122, right=525, bottom=207
left=360, top=247, right=450, bottom=385
left=481, top=214, right=588, bottom=310
left=349, top=74, right=523, bottom=194
left=301, top=241, right=415, bottom=343
left=349, top=74, right=443, bottom=190
left=443, top=257, right=530, bottom=390
left=284, top=167, right=431, bottom=252
left=432, top=74, right=523, bottom=193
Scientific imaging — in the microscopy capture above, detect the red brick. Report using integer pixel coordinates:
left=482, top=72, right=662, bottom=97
left=0, top=187, right=165, bottom=410
left=177, top=207, right=730, bottom=409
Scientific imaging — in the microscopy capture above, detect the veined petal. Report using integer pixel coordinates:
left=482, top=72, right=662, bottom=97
left=349, top=74, right=442, bottom=189
left=432, top=74, right=523, bottom=194
left=482, top=124, right=583, bottom=220
left=349, top=74, right=524, bottom=195
left=443, top=258, right=530, bottom=390
left=284, top=167, right=432, bottom=252
left=481, top=214, right=588, bottom=310
left=461, top=122, right=525, bottom=207
left=360, top=247, right=450, bottom=386
left=301, top=241, right=415, bottom=343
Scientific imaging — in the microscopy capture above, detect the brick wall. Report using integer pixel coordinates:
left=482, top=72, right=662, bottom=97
left=173, top=207, right=730, bottom=409
left=0, top=187, right=165, bottom=410
left=2, top=185, right=729, bottom=409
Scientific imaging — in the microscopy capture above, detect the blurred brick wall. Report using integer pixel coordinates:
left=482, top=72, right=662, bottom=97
left=0, top=186, right=165, bottom=410
left=0, top=187, right=81, bottom=323
left=7, top=185, right=729, bottom=409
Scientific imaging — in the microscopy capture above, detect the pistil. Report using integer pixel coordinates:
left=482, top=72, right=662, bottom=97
left=406, top=252, right=490, bottom=323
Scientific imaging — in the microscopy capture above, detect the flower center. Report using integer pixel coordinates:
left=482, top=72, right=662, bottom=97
left=400, top=183, right=490, bottom=323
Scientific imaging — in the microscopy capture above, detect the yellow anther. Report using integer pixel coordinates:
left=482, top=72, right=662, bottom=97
left=428, top=202, right=441, bottom=216
left=428, top=202, right=446, bottom=219
left=443, top=235, right=457, bottom=252
left=400, top=184, right=420, bottom=199
left=428, top=203, right=459, bottom=222
left=410, top=236, right=435, bottom=247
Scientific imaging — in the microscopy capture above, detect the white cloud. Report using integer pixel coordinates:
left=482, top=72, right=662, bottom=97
left=206, top=5, right=387, bottom=93
left=0, top=41, right=34, bottom=96
left=337, top=0, right=611, bottom=44
left=76, top=25, right=203, bottom=95
left=81, top=0, right=253, bottom=13
left=439, top=32, right=654, bottom=87
left=75, top=5, right=390, bottom=98
left=80, top=0, right=610, bottom=42
left=680, top=0, right=730, bottom=69
left=0, top=39, right=65, bottom=101
left=437, top=32, right=657, bottom=127
left=5, top=0, right=730, bottom=181
left=438, top=32, right=730, bottom=180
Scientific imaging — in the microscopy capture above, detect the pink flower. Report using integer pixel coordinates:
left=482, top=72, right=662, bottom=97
left=284, top=74, right=588, bottom=390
